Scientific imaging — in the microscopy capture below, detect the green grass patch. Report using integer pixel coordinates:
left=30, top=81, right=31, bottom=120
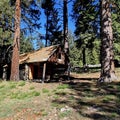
left=0, top=99, right=33, bottom=118
left=102, top=95, right=116, bottom=103
left=0, top=81, right=40, bottom=101
left=51, top=102, right=60, bottom=107
left=31, top=91, right=40, bottom=96
left=57, top=84, right=69, bottom=90
left=29, top=86, right=35, bottom=90
left=10, top=91, right=40, bottom=100
left=52, top=89, right=57, bottom=93
left=0, top=85, right=5, bottom=89
left=9, top=82, right=18, bottom=89
left=42, top=111, right=48, bottom=116
left=18, top=81, right=26, bottom=86
left=0, top=96, right=6, bottom=101
left=53, top=95, right=60, bottom=99
left=10, top=91, right=28, bottom=99
left=69, top=96, right=75, bottom=101
left=9, top=84, right=16, bottom=89
left=117, top=85, right=120, bottom=91
left=42, top=88, right=49, bottom=93
left=0, top=103, right=14, bottom=118
left=110, top=112, right=119, bottom=118
left=51, top=102, right=65, bottom=109
left=0, top=83, right=14, bottom=101
left=59, top=110, right=71, bottom=118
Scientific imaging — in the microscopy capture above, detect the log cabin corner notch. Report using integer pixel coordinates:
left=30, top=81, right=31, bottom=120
left=19, top=45, right=69, bottom=82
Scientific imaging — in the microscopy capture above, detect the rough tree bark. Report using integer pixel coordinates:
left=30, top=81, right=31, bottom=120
left=10, top=0, right=21, bottom=81
left=45, top=9, right=48, bottom=47
left=98, top=0, right=117, bottom=82
left=63, top=0, right=69, bottom=55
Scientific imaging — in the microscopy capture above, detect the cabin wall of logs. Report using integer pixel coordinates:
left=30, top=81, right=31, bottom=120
left=19, top=49, right=67, bottom=81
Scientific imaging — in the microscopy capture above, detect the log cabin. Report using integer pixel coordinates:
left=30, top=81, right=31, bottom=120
left=19, top=45, right=69, bottom=82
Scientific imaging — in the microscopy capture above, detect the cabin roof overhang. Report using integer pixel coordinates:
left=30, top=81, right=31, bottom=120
left=19, top=45, right=61, bottom=64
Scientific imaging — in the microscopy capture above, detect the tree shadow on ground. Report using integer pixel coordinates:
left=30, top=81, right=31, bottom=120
left=52, top=76, right=120, bottom=120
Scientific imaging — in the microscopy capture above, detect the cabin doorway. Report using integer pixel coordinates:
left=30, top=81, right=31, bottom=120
left=33, top=65, right=38, bottom=79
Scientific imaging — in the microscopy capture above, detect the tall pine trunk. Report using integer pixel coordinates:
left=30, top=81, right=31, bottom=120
left=98, top=0, right=117, bottom=82
left=45, top=9, right=48, bottom=47
left=63, top=0, right=69, bottom=55
left=82, top=47, right=86, bottom=66
left=10, top=0, right=21, bottom=81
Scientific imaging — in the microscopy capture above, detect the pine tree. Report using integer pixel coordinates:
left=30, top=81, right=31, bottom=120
left=0, top=0, right=41, bottom=43
left=21, top=0, right=41, bottom=34
left=111, top=1, right=120, bottom=62
left=63, top=0, right=69, bottom=55
left=98, top=0, right=117, bottom=82
left=72, top=0, right=99, bottom=67
left=42, top=0, right=62, bottom=46
left=20, top=34, right=34, bottom=54
left=10, top=0, right=21, bottom=81
left=0, top=0, right=14, bottom=44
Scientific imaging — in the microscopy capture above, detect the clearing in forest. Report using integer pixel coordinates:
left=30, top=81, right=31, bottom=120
left=0, top=69, right=120, bottom=120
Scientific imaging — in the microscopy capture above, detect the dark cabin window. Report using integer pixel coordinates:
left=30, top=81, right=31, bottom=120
left=58, top=53, right=61, bottom=59
left=34, top=65, right=38, bottom=79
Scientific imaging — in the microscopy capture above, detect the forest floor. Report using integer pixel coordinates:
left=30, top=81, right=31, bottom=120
left=0, top=69, right=120, bottom=120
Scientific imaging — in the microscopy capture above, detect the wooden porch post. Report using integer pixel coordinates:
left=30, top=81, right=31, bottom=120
left=42, top=63, right=46, bottom=83
left=2, top=66, right=7, bottom=80
left=28, top=64, right=33, bottom=80
left=25, top=64, right=29, bottom=80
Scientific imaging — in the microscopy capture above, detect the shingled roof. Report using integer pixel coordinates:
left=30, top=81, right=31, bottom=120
left=19, top=45, right=60, bottom=64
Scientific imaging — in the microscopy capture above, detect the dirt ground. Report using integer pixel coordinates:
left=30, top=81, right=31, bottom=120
left=0, top=70, right=120, bottom=120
